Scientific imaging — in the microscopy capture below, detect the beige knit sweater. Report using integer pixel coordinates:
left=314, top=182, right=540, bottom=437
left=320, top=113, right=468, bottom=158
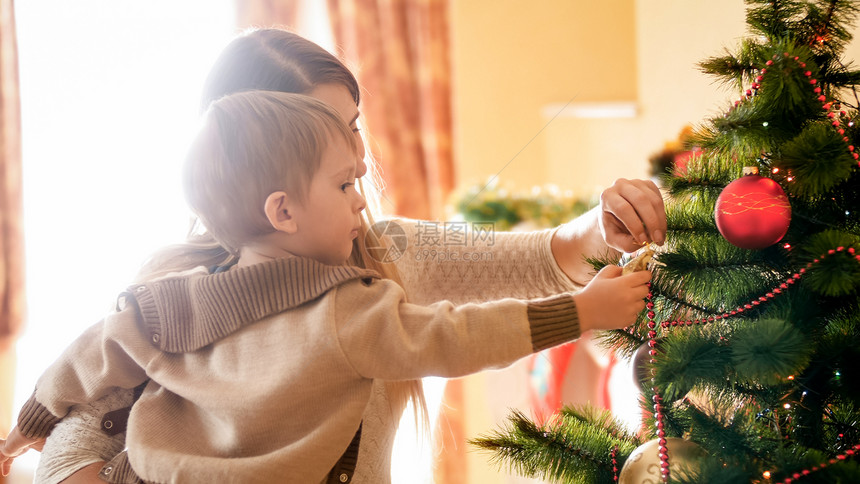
left=351, top=221, right=582, bottom=482
left=20, top=225, right=582, bottom=484
left=32, top=221, right=581, bottom=483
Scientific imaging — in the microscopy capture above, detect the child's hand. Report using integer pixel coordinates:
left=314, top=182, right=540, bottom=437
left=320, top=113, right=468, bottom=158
left=1, top=427, right=43, bottom=477
left=573, top=265, right=651, bottom=332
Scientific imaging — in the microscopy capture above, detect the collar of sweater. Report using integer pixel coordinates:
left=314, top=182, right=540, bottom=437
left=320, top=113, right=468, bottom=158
left=124, top=256, right=380, bottom=353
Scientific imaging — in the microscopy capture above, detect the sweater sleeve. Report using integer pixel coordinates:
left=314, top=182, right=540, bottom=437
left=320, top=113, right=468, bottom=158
left=388, top=218, right=581, bottom=305
left=17, top=307, right=151, bottom=439
left=332, top=278, right=580, bottom=381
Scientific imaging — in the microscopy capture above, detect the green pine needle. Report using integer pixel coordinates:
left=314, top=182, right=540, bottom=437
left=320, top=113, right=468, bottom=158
left=729, top=318, right=813, bottom=385
left=799, top=230, right=860, bottom=296
left=470, top=408, right=640, bottom=484
left=778, top=122, right=858, bottom=196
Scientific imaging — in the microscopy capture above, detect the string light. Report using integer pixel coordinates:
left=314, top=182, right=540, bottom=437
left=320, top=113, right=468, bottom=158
left=653, top=247, right=860, bottom=480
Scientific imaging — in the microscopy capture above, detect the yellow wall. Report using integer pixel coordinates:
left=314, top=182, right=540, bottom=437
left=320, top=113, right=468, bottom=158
left=453, top=0, right=860, bottom=202
left=450, top=1, right=637, bottom=195
left=450, top=0, right=751, bottom=202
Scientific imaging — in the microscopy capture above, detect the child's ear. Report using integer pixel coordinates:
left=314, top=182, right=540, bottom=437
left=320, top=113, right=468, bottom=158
left=264, top=191, right=298, bottom=234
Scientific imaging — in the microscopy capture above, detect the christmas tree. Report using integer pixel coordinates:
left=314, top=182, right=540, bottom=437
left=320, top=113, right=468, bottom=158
left=471, top=1, right=860, bottom=482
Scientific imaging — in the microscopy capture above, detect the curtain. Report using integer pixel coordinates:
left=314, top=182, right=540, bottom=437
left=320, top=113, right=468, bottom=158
left=325, top=0, right=453, bottom=220
left=0, top=0, right=25, bottom=440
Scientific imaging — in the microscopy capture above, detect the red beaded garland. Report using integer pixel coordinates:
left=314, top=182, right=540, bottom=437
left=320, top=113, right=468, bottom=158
left=611, top=445, right=619, bottom=482
left=660, top=247, right=854, bottom=330
left=747, top=53, right=860, bottom=166
left=650, top=247, right=858, bottom=480
left=644, top=281, right=671, bottom=483
left=767, top=444, right=860, bottom=482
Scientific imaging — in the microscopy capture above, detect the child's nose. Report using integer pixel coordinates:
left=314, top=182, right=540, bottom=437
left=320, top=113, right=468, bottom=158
left=355, top=193, right=366, bottom=213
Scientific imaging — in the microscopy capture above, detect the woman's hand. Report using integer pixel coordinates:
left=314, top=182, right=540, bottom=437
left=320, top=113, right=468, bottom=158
left=598, top=178, right=666, bottom=253
left=1, top=427, right=43, bottom=476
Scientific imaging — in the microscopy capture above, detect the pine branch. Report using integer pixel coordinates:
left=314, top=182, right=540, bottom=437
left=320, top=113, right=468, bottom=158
left=728, top=318, right=814, bottom=385
left=470, top=408, right=640, bottom=484
left=776, top=122, right=858, bottom=196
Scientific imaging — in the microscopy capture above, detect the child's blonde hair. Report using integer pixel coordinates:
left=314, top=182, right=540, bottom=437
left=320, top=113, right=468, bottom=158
left=183, top=90, right=357, bottom=254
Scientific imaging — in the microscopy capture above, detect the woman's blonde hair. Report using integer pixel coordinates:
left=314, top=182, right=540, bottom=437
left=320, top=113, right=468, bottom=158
left=183, top=91, right=357, bottom=254
left=137, top=29, right=427, bottom=431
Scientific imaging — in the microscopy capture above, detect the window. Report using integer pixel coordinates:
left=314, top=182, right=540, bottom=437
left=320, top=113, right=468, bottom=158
left=13, top=0, right=233, bottom=473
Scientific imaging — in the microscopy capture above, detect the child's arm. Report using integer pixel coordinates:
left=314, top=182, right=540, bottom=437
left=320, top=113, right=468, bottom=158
left=333, top=265, right=650, bottom=381
left=15, top=306, right=151, bottom=443
left=1, top=310, right=147, bottom=478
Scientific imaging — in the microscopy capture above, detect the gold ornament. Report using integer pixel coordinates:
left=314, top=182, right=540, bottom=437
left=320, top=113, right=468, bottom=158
left=622, top=245, right=658, bottom=275
left=619, top=437, right=706, bottom=484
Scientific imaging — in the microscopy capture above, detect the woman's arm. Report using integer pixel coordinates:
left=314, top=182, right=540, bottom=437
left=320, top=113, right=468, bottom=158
left=57, top=463, right=104, bottom=484
left=393, top=221, right=579, bottom=305
left=393, top=178, right=666, bottom=302
left=550, top=207, right=609, bottom=287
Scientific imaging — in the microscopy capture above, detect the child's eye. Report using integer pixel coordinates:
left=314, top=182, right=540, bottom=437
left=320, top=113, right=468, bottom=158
left=340, top=182, right=354, bottom=192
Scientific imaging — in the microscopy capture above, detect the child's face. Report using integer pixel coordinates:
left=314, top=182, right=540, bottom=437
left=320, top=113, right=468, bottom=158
left=290, top=135, right=366, bottom=265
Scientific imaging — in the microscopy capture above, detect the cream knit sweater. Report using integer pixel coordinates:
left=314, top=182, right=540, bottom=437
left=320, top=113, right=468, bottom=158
left=22, top=223, right=582, bottom=483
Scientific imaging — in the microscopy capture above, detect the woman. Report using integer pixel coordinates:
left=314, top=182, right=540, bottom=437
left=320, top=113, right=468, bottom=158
left=29, top=29, right=665, bottom=483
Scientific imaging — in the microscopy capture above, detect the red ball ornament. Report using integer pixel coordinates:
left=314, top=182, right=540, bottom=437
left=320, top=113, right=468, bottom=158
left=714, top=168, right=791, bottom=249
